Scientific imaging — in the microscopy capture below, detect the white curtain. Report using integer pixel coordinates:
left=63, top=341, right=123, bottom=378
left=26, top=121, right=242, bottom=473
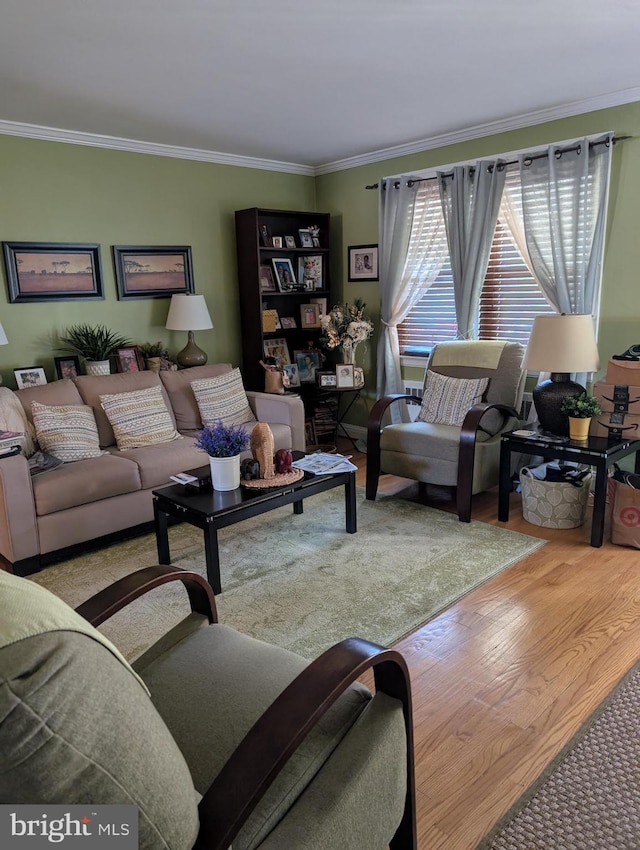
left=439, top=160, right=506, bottom=338
left=377, top=177, right=448, bottom=416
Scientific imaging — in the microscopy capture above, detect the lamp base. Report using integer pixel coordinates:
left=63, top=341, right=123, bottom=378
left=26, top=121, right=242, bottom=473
left=176, top=331, right=208, bottom=369
left=532, top=373, right=585, bottom=437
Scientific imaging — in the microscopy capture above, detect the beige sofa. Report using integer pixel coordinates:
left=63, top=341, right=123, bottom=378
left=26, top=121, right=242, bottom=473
left=0, top=364, right=305, bottom=576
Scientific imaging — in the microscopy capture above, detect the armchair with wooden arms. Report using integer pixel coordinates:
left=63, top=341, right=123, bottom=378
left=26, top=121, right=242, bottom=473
left=0, top=565, right=416, bottom=850
left=366, top=340, right=526, bottom=522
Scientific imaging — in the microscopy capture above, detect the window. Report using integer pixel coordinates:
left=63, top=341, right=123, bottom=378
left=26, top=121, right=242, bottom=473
left=398, top=163, right=554, bottom=355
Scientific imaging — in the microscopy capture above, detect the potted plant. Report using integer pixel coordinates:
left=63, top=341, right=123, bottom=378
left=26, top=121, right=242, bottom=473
left=195, top=421, right=251, bottom=491
left=561, top=392, right=602, bottom=441
left=138, top=341, right=169, bottom=373
left=59, top=324, right=131, bottom=376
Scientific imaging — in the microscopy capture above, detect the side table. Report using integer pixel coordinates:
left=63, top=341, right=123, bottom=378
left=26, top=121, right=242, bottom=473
left=317, top=386, right=362, bottom=452
left=498, top=430, right=640, bottom=547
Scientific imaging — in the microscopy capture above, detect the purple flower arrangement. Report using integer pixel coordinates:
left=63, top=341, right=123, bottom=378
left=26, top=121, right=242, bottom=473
left=195, top=421, right=250, bottom=458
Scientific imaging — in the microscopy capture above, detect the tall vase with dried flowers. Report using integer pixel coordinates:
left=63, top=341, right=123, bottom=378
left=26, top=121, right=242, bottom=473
left=319, top=299, right=374, bottom=365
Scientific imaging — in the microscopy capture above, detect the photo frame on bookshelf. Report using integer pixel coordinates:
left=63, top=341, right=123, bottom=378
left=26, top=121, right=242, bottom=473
left=295, top=350, right=322, bottom=383
left=283, top=363, right=300, bottom=387
left=300, top=303, right=321, bottom=328
left=260, top=265, right=276, bottom=292
left=298, top=255, right=322, bottom=290
left=281, top=316, right=297, bottom=329
left=263, top=337, right=291, bottom=366
left=272, top=258, right=297, bottom=292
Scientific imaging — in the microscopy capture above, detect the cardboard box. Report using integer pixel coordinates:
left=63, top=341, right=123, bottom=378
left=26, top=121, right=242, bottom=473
left=605, top=358, right=640, bottom=386
left=593, top=380, right=640, bottom=414
left=590, top=411, right=640, bottom=439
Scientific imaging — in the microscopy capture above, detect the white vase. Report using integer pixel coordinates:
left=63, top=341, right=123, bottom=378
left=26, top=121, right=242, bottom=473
left=209, top=455, right=241, bottom=491
left=85, top=359, right=111, bottom=376
left=341, top=339, right=357, bottom=365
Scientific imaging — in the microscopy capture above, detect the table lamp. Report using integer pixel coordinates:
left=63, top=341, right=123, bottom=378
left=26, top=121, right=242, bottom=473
left=0, top=321, right=7, bottom=385
left=524, top=313, right=600, bottom=436
left=165, top=294, right=213, bottom=368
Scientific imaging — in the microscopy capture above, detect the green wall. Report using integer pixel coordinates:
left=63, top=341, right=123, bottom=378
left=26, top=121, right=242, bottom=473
left=0, top=135, right=315, bottom=385
left=316, top=100, right=640, bottom=424
left=3, top=101, right=640, bottom=429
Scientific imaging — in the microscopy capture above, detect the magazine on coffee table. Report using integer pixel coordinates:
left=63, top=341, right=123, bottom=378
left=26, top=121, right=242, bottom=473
left=292, top=452, right=357, bottom=474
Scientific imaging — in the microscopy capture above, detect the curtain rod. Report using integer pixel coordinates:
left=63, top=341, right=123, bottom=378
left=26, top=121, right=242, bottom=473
left=365, top=134, right=631, bottom=190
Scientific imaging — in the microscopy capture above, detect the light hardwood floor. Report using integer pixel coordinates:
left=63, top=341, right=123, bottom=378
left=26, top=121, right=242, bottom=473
left=344, top=443, right=640, bottom=850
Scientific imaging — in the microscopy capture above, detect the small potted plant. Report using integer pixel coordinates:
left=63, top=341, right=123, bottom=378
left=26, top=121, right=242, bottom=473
left=139, top=341, right=169, bottom=373
left=59, top=324, right=131, bottom=376
left=561, top=392, right=601, bottom=441
left=195, top=421, right=250, bottom=491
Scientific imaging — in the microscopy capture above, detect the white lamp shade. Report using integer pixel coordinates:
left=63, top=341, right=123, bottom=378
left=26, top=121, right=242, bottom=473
left=0, top=322, right=7, bottom=346
left=165, top=294, right=213, bottom=331
left=524, top=314, right=600, bottom=373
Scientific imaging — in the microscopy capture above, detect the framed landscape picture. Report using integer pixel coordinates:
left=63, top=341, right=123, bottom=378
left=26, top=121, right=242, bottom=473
left=112, top=245, right=194, bottom=300
left=348, top=244, right=379, bottom=281
left=3, top=242, right=104, bottom=303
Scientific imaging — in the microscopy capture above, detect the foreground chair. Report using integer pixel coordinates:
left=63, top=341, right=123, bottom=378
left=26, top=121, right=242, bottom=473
left=367, top=340, right=525, bottom=522
left=0, top=565, right=416, bottom=850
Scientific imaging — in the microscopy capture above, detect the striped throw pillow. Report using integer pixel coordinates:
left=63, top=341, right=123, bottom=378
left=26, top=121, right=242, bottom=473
left=99, top=385, right=182, bottom=450
left=417, top=371, right=489, bottom=426
left=31, top=401, right=107, bottom=462
left=191, top=367, right=257, bottom=428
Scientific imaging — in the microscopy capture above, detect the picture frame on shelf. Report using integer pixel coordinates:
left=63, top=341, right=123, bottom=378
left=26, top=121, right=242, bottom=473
left=3, top=242, right=104, bottom=303
left=298, top=255, right=323, bottom=290
left=310, top=296, right=327, bottom=317
left=318, top=370, right=337, bottom=388
left=272, top=236, right=283, bottom=248
left=115, top=345, right=144, bottom=373
left=300, top=303, right=321, bottom=328
left=112, top=245, right=194, bottom=300
left=283, top=363, right=300, bottom=387
left=284, top=235, right=296, bottom=249
left=14, top=366, right=47, bottom=389
left=259, top=265, right=276, bottom=292
left=263, top=337, right=291, bottom=366
left=280, top=316, right=297, bottom=329
left=336, top=363, right=355, bottom=388
left=298, top=229, right=313, bottom=248
left=308, top=224, right=321, bottom=247
left=295, top=350, right=322, bottom=383
left=271, top=258, right=297, bottom=292
left=348, top=244, right=379, bottom=282
left=259, top=224, right=272, bottom=247
left=54, top=355, right=81, bottom=380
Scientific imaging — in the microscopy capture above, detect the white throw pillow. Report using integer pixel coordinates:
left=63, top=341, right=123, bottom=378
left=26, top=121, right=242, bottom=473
left=417, top=371, right=489, bottom=426
left=31, top=401, right=107, bottom=462
left=191, top=367, right=257, bottom=428
left=99, top=385, right=182, bottom=450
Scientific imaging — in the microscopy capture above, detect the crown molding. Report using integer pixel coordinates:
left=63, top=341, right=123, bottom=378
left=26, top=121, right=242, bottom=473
left=0, top=119, right=315, bottom=176
left=1, top=85, right=639, bottom=178
left=314, top=87, right=640, bottom=175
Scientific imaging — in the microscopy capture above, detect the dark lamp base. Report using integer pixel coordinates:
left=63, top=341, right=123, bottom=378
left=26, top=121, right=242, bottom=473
left=532, top=373, right=585, bottom=437
left=176, top=331, right=208, bottom=369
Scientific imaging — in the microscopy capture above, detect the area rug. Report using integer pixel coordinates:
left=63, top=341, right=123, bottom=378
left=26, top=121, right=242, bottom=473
left=31, top=488, right=544, bottom=660
left=476, top=659, right=640, bottom=849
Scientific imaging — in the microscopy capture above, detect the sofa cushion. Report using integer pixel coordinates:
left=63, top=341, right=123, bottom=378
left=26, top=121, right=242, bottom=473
left=417, top=371, right=489, bottom=426
left=74, top=372, right=176, bottom=447
left=31, top=401, right=106, bottom=462
left=16, top=379, right=84, bottom=425
left=108, top=435, right=208, bottom=489
left=99, top=385, right=182, bottom=451
left=160, top=363, right=232, bottom=431
left=191, top=367, right=257, bottom=429
left=31, top=454, right=142, bottom=515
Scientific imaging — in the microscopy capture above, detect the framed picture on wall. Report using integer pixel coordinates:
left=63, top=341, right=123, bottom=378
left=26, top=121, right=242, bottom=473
left=348, top=244, right=379, bottom=281
left=112, top=245, right=194, bottom=300
left=3, top=242, right=104, bottom=303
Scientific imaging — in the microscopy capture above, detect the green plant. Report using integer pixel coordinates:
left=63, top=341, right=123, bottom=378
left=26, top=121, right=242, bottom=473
left=195, top=421, right=250, bottom=458
left=138, top=340, right=169, bottom=359
left=59, top=324, right=131, bottom=361
left=560, top=392, right=601, bottom=418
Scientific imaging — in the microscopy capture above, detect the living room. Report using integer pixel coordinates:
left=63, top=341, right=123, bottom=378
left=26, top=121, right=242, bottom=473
left=1, top=3, right=639, bottom=848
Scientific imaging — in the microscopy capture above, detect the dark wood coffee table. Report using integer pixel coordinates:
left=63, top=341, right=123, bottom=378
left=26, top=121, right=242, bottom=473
left=152, top=454, right=356, bottom=594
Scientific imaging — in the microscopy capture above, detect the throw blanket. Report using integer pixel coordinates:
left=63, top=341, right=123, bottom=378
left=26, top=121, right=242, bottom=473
left=0, top=570, right=149, bottom=695
left=431, top=339, right=507, bottom=370
left=0, top=387, right=36, bottom=455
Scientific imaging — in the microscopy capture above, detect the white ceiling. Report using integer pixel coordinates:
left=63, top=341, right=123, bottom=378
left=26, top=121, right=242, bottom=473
left=1, top=0, right=639, bottom=173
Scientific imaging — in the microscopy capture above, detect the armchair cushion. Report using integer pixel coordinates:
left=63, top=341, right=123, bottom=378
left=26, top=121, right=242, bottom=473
left=417, top=372, right=488, bottom=426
